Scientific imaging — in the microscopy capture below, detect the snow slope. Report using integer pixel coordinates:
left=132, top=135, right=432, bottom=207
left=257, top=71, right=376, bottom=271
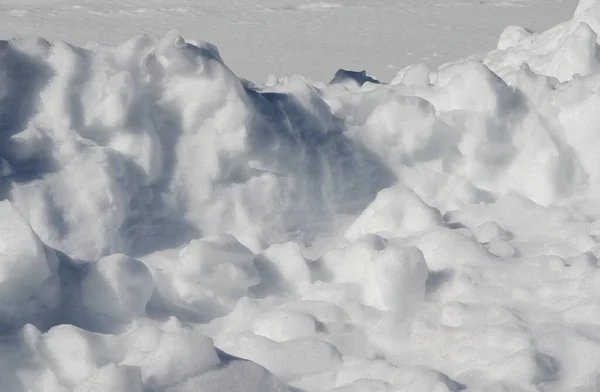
left=5, top=0, right=600, bottom=391
left=0, top=0, right=576, bottom=82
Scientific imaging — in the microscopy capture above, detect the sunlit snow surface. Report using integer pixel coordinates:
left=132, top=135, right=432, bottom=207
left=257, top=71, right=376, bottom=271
left=4, top=0, right=600, bottom=391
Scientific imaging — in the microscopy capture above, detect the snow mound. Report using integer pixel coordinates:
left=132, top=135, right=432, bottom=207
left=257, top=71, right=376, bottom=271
left=0, top=201, right=60, bottom=331
left=2, top=33, right=392, bottom=260
left=81, top=254, right=153, bottom=323
left=345, top=185, right=442, bottom=241
left=173, top=234, right=259, bottom=315
left=6, top=1, right=600, bottom=391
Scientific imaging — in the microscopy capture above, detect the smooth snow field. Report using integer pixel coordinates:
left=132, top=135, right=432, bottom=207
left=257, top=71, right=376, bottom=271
left=0, top=0, right=576, bottom=82
left=7, top=0, right=600, bottom=391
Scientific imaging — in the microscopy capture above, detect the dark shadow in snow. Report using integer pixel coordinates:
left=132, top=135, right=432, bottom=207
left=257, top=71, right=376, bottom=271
left=308, top=257, right=334, bottom=283
left=0, top=332, right=48, bottom=392
left=425, top=269, right=454, bottom=297
left=533, top=350, right=561, bottom=384
left=118, top=73, right=202, bottom=258
left=245, top=85, right=395, bottom=216
left=44, top=249, right=88, bottom=331
left=144, top=288, right=225, bottom=326
left=250, top=254, right=296, bottom=298
left=329, top=69, right=381, bottom=86
left=0, top=247, right=84, bottom=336
left=0, top=40, right=52, bottom=141
left=0, top=40, right=56, bottom=188
left=443, top=221, right=469, bottom=230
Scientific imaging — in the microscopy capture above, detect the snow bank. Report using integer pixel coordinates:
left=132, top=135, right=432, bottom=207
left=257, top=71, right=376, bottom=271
left=5, top=0, right=600, bottom=391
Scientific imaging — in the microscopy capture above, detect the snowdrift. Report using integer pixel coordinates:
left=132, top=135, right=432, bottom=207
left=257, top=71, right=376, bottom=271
left=3, top=0, right=600, bottom=391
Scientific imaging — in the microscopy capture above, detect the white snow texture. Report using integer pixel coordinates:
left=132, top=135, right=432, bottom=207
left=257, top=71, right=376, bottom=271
left=2, top=1, right=600, bottom=391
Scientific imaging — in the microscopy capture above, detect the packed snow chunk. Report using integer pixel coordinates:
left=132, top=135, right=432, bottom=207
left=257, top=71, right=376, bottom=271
left=107, top=129, right=163, bottom=188
left=0, top=157, right=13, bottom=176
left=364, top=95, right=436, bottom=155
left=231, top=332, right=342, bottom=380
left=321, top=236, right=429, bottom=312
left=502, top=113, right=584, bottom=206
left=9, top=145, right=130, bottom=260
left=551, top=75, right=600, bottom=183
left=204, top=297, right=267, bottom=348
left=81, top=254, right=154, bottom=323
left=155, top=32, right=225, bottom=76
left=392, top=63, right=432, bottom=86
left=474, top=221, right=512, bottom=244
left=280, top=300, right=350, bottom=325
left=481, top=348, right=560, bottom=387
left=74, top=364, right=143, bottom=392
left=497, top=25, right=533, bottom=51
left=0, top=200, right=60, bottom=328
left=345, top=90, right=440, bottom=171
left=122, top=322, right=221, bottom=387
left=574, top=0, right=600, bottom=36
left=301, top=282, right=363, bottom=307
left=334, top=357, right=400, bottom=387
left=257, top=242, right=312, bottom=296
left=418, top=227, right=495, bottom=270
left=174, top=234, right=258, bottom=313
left=0, top=201, right=54, bottom=289
left=564, top=251, right=598, bottom=276
left=485, top=2, right=600, bottom=84
left=446, top=194, right=596, bottom=257
left=322, top=234, right=387, bottom=284
left=429, top=60, right=513, bottom=114
left=0, top=324, right=65, bottom=392
left=166, top=357, right=288, bottom=392
left=39, top=325, right=119, bottom=387
left=439, top=302, right=520, bottom=328
left=369, top=244, right=429, bottom=313
left=546, top=22, right=599, bottom=82
left=345, top=185, right=441, bottom=241
left=515, top=64, right=559, bottom=106
left=252, top=309, right=318, bottom=342
left=3, top=126, right=47, bottom=165
left=486, top=238, right=516, bottom=258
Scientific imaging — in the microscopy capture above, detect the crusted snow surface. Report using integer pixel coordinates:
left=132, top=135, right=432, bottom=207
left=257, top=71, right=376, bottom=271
left=4, top=1, right=600, bottom=391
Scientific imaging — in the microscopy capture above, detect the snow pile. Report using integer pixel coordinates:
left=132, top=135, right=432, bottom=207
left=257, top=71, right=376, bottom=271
left=2, top=33, right=391, bottom=260
left=4, top=0, right=600, bottom=391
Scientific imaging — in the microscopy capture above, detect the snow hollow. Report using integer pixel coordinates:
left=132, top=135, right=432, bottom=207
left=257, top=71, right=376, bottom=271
left=3, top=1, right=600, bottom=391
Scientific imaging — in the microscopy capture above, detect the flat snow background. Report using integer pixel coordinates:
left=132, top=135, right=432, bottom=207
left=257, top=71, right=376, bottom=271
left=0, top=0, right=577, bottom=82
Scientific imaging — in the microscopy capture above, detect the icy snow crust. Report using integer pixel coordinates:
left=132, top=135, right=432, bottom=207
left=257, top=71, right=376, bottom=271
left=4, top=1, right=600, bottom=391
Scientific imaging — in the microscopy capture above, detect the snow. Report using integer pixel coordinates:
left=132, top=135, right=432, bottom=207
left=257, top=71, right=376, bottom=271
left=81, top=254, right=154, bottom=323
left=6, top=0, right=600, bottom=391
